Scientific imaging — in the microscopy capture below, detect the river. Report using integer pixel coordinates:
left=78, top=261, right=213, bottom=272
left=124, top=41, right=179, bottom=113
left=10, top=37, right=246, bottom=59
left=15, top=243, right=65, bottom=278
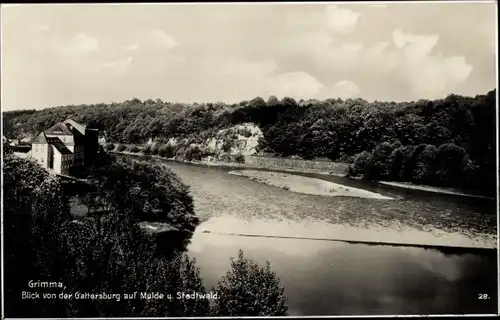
left=161, top=161, right=497, bottom=316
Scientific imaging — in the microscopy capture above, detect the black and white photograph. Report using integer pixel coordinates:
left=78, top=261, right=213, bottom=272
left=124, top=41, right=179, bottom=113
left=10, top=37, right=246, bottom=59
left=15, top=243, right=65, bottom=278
left=1, top=1, right=498, bottom=317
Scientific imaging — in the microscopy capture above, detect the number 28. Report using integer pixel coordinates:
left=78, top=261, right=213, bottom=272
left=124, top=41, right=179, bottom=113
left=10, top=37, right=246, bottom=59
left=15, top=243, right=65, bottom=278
left=478, top=293, right=489, bottom=300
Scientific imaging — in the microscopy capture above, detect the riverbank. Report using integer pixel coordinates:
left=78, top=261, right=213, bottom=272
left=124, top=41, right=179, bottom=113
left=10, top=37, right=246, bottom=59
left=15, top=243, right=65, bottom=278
left=229, top=170, right=393, bottom=200
left=110, top=150, right=346, bottom=176
left=109, top=150, right=494, bottom=200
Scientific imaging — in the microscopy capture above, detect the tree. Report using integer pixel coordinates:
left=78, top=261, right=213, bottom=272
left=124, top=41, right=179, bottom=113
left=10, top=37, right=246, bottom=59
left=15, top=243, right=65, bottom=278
left=267, top=95, right=280, bottom=107
left=3, top=154, right=51, bottom=316
left=184, top=145, right=203, bottom=161
left=31, top=176, right=72, bottom=259
left=175, top=255, right=211, bottom=316
left=159, top=144, right=176, bottom=158
left=363, top=142, right=394, bottom=181
left=401, top=144, right=426, bottom=181
left=150, top=144, right=159, bottom=155
left=248, top=97, right=267, bottom=109
left=116, top=144, right=127, bottom=152
left=234, top=153, right=245, bottom=164
left=348, top=150, right=370, bottom=176
left=3, top=154, right=49, bottom=216
left=30, top=176, right=73, bottom=315
left=412, top=144, right=438, bottom=183
left=388, top=147, right=405, bottom=180
left=434, top=143, right=470, bottom=185
left=281, top=97, right=297, bottom=108
left=90, top=158, right=199, bottom=232
left=212, top=250, right=288, bottom=316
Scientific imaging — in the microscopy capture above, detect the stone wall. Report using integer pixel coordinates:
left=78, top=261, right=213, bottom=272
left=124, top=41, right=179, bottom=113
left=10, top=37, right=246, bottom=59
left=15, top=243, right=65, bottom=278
left=244, top=155, right=349, bottom=175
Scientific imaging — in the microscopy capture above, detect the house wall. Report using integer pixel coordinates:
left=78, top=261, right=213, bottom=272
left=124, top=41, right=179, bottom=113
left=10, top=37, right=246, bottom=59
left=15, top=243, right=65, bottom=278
left=53, top=149, right=73, bottom=175
left=73, top=144, right=85, bottom=167
left=13, top=151, right=32, bottom=159
left=62, top=154, right=73, bottom=175
left=46, top=133, right=85, bottom=167
left=31, top=143, right=49, bottom=169
left=53, top=149, right=62, bottom=174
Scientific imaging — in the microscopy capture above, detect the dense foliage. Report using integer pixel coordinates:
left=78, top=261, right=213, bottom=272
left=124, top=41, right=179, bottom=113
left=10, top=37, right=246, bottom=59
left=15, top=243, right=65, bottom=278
left=79, top=154, right=199, bottom=232
left=3, top=89, right=496, bottom=194
left=212, top=250, right=288, bottom=316
left=3, top=145, right=288, bottom=317
left=348, top=142, right=480, bottom=190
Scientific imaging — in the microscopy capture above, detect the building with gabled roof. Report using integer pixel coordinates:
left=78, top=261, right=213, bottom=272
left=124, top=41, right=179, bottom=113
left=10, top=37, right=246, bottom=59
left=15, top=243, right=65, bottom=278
left=22, top=119, right=99, bottom=175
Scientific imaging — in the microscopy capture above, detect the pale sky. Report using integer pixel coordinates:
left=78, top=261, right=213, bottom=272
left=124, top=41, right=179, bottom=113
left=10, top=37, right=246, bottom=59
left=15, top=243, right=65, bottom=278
left=1, top=2, right=497, bottom=111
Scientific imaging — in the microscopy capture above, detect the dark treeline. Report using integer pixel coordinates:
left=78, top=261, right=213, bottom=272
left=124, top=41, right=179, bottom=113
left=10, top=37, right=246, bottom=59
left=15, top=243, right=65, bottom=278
left=3, top=144, right=288, bottom=317
left=3, top=89, right=496, bottom=195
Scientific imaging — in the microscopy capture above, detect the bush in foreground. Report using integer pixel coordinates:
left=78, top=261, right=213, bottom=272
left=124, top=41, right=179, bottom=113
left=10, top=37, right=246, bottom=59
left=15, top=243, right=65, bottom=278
left=212, top=250, right=288, bottom=316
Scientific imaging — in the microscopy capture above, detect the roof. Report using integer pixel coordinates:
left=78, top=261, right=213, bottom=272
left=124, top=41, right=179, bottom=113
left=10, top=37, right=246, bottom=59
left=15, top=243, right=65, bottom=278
left=32, top=132, right=48, bottom=144
left=63, top=119, right=86, bottom=135
left=13, top=145, right=32, bottom=153
left=45, top=122, right=73, bottom=136
left=33, top=119, right=91, bottom=147
left=46, top=137, right=73, bottom=155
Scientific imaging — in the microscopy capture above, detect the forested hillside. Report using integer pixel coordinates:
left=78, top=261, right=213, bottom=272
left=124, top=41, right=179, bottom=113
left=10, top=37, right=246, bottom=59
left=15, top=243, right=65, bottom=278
left=3, top=89, right=497, bottom=195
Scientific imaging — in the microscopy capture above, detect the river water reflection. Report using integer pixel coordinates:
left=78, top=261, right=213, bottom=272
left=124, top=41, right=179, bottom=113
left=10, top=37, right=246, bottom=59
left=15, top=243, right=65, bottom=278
left=126, top=157, right=498, bottom=315
left=189, top=232, right=497, bottom=315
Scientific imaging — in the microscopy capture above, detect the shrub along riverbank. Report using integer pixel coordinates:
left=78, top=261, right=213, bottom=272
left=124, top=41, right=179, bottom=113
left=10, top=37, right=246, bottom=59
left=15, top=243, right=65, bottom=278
left=3, top=89, right=496, bottom=196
